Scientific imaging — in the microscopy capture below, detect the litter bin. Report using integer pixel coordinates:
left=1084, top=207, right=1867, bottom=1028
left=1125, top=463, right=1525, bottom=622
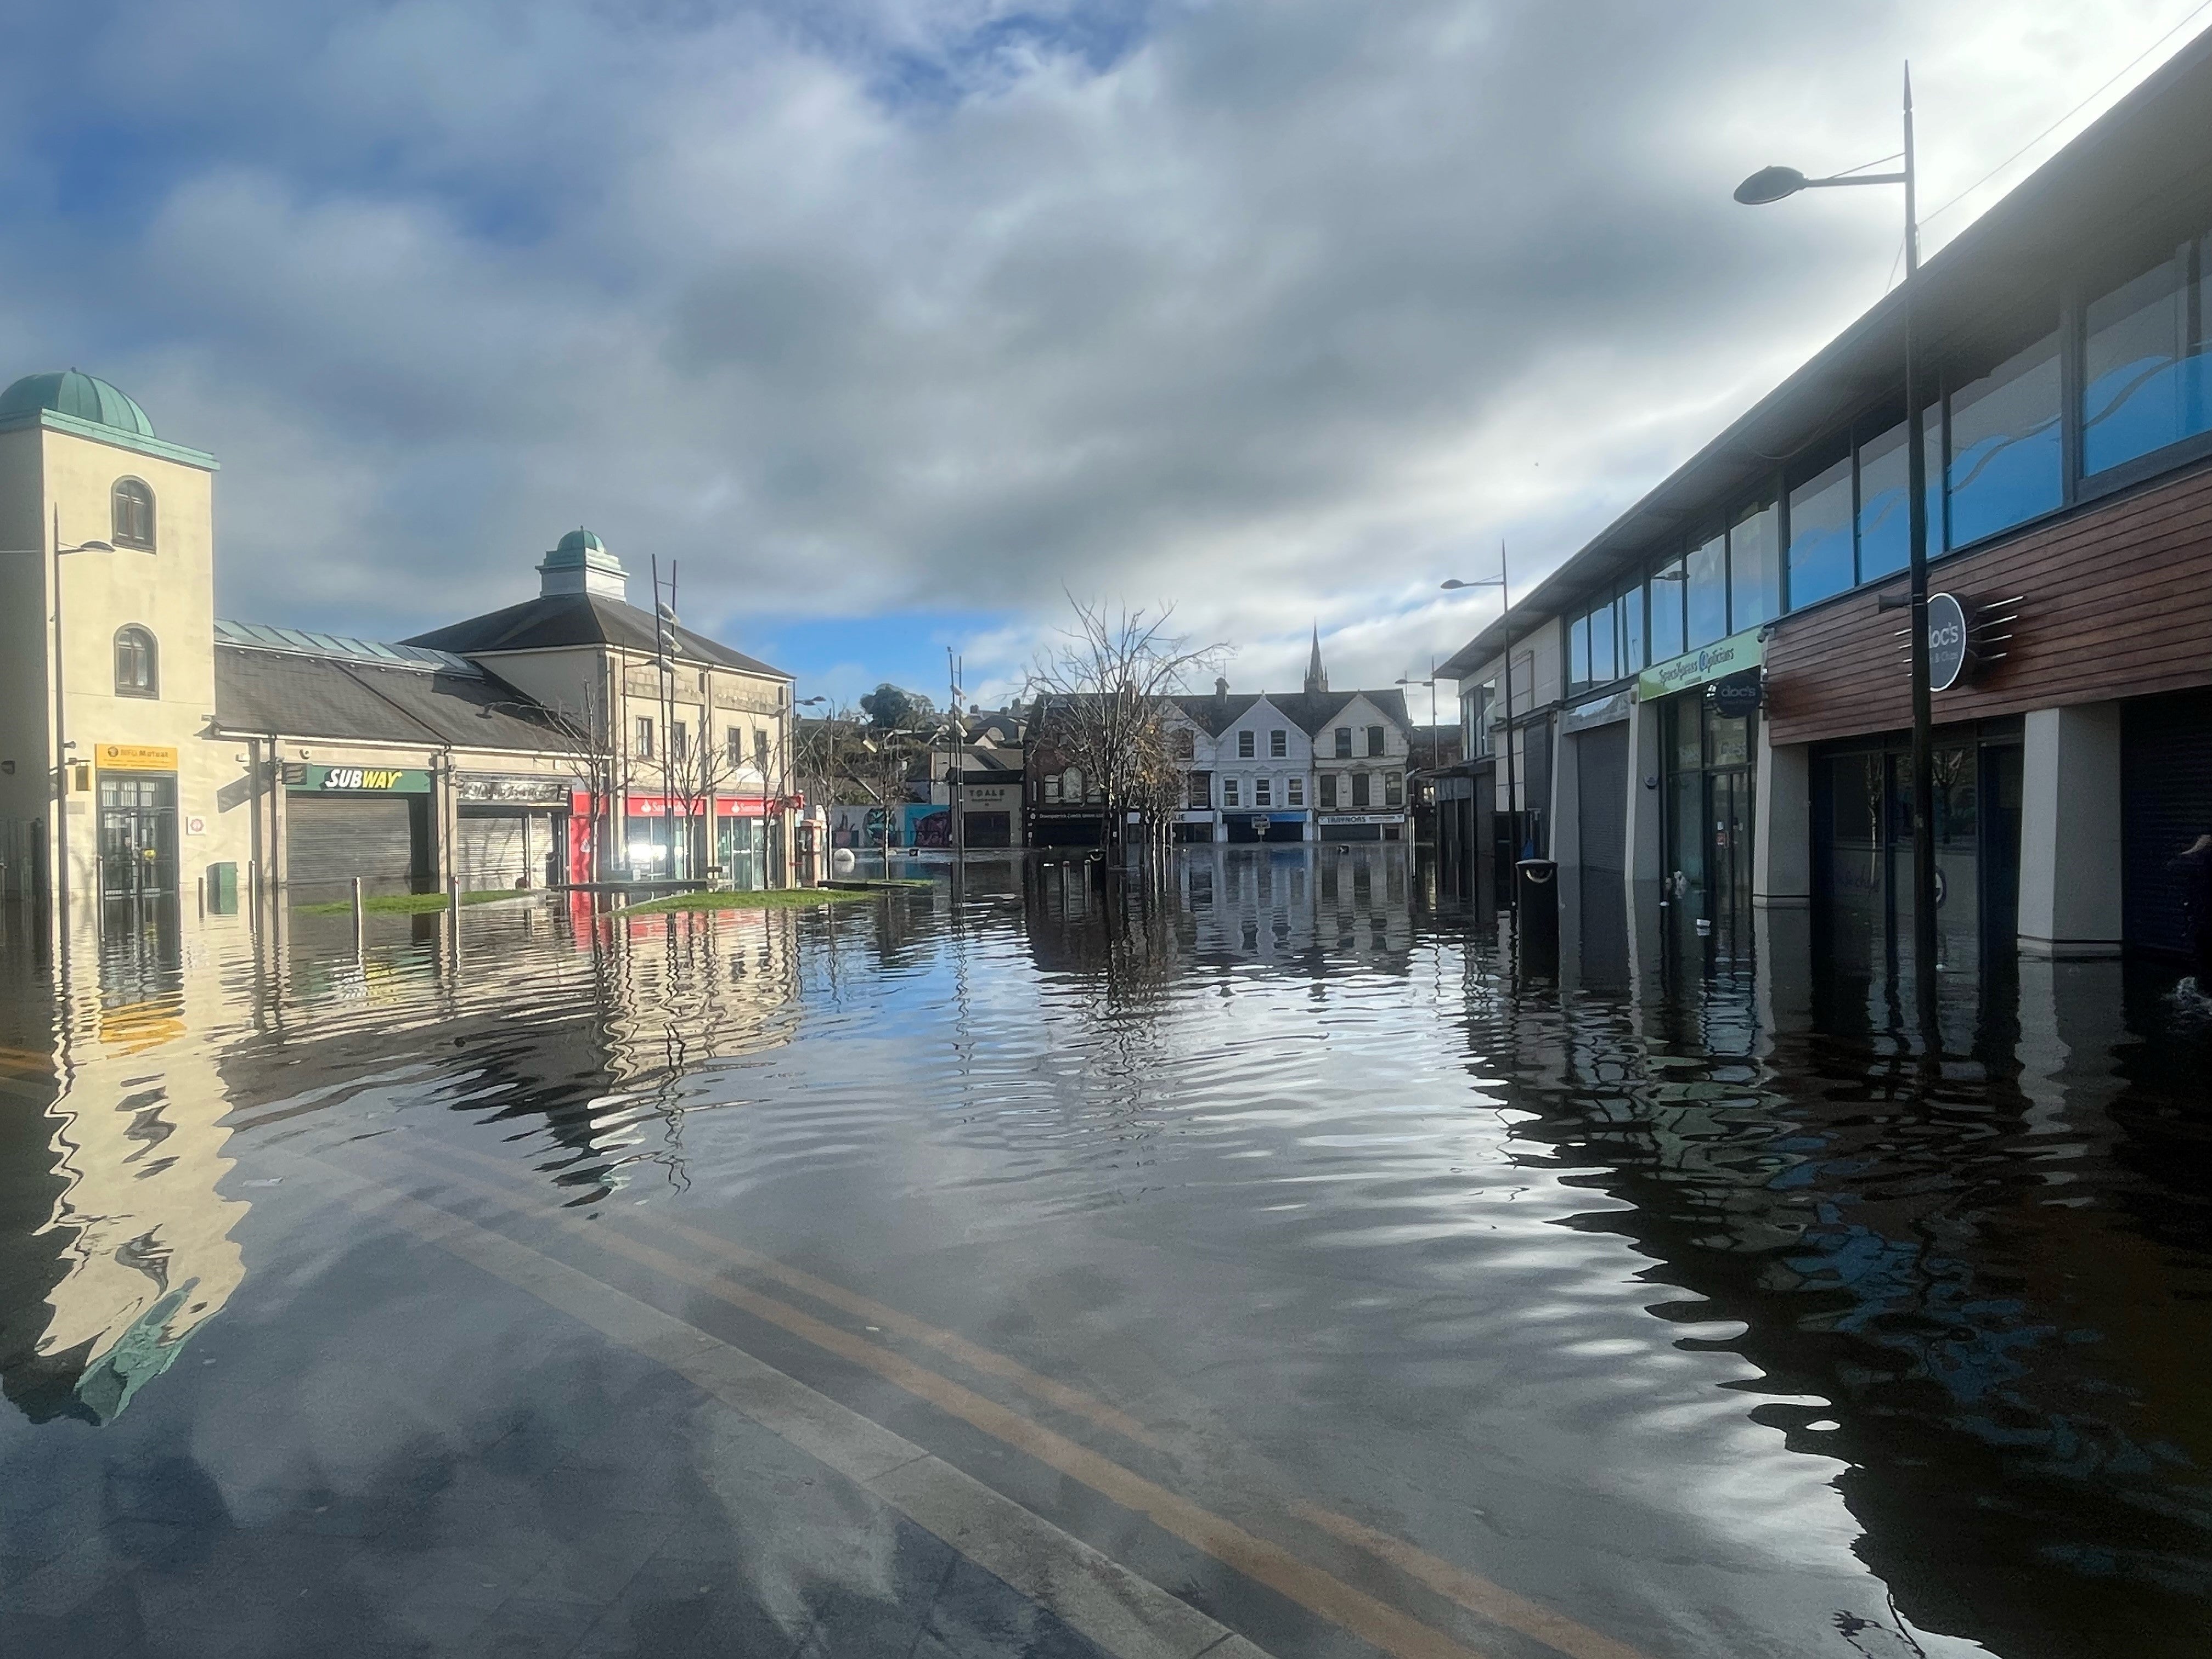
left=205, top=861, right=239, bottom=915
left=1515, top=857, right=1559, bottom=968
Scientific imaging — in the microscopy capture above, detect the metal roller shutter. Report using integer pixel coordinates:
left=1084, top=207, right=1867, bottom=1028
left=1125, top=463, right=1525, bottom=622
left=2122, top=688, right=2212, bottom=957
left=286, top=794, right=416, bottom=894
left=1575, top=724, right=1629, bottom=876
left=458, top=812, right=527, bottom=890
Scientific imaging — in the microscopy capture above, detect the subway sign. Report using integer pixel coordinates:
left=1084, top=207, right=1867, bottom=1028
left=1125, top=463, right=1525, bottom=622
left=287, top=764, right=432, bottom=793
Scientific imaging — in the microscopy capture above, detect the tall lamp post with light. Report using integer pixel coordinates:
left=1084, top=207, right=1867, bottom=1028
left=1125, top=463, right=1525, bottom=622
left=1734, top=64, right=1939, bottom=1010
left=1396, top=664, right=1441, bottom=841
left=1442, top=547, right=1516, bottom=911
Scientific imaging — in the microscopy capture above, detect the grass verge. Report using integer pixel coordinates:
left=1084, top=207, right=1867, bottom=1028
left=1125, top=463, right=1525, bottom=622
left=297, top=889, right=526, bottom=916
left=621, top=887, right=882, bottom=915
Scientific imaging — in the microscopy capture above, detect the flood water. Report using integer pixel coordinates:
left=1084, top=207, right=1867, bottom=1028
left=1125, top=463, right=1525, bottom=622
left=3, top=848, right=2209, bottom=1659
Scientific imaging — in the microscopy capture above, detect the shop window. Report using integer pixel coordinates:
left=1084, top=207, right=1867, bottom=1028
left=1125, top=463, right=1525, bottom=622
left=1650, top=557, right=1686, bottom=662
left=1238, top=730, right=1255, bottom=759
left=1686, top=528, right=1728, bottom=646
left=1570, top=614, right=1591, bottom=691
left=1729, top=495, right=1780, bottom=632
left=1366, top=726, right=1385, bottom=757
left=1855, top=409, right=1942, bottom=579
left=1064, top=767, right=1084, bottom=800
left=1620, top=585, right=1644, bottom=673
left=114, top=626, right=157, bottom=697
left=111, top=478, right=155, bottom=550
left=1948, top=331, right=2061, bottom=547
left=2083, top=234, right=2212, bottom=475
left=1787, top=453, right=1855, bottom=610
left=1269, top=729, right=1287, bottom=759
left=1043, top=775, right=1062, bottom=803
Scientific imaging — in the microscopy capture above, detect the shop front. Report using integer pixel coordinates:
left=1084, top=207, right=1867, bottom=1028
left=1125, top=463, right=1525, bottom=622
left=617, top=794, right=783, bottom=885
left=1227, top=811, right=1310, bottom=843
left=285, top=763, right=431, bottom=898
left=1810, top=721, right=2023, bottom=984
left=456, top=773, right=570, bottom=890
left=94, top=744, right=180, bottom=906
left=1638, top=630, right=1764, bottom=949
left=1317, top=812, right=1403, bottom=843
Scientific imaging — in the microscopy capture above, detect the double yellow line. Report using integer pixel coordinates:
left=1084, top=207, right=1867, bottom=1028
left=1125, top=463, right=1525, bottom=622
left=337, top=1135, right=1652, bottom=1659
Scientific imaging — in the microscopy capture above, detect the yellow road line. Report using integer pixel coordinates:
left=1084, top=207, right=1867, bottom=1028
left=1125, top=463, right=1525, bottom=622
left=296, top=1151, right=1257, bottom=1659
left=379, top=1145, right=1502, bottom=1659
left=429, top=1133, right=1653, bottom=1659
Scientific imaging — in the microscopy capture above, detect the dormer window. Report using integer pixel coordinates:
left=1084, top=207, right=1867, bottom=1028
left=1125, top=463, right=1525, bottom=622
left=115, top=627, right=158, bottom=697
left=112, top=478, right=155, bottom=550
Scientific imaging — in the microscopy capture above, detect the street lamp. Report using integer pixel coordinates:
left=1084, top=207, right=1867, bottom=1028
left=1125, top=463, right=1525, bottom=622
left=1736, top=65, right=1938, bottom=1011
left=1442, top=545, right=1517, bottom=909
left=1395, top=667, right=1442, bottom=807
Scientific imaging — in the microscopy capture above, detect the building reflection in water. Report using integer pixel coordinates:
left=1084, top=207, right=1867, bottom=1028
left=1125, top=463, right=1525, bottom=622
left=1505, top=877, right=2212, bottom=1655
left=0, top=906, right=250, bottom=1424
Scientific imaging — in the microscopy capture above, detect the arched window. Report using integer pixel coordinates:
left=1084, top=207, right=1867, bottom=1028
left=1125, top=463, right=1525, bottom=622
left=115, top=627, right=158, bottom=698
left=112, top=478, right=155, bottom=550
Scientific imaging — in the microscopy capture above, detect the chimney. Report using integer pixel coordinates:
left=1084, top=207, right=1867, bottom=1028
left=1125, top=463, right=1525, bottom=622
left=1214, top=675, right=1229, bottom=703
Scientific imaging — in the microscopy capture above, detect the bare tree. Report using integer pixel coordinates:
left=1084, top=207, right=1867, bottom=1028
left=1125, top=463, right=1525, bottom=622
left=1026, top=597, right=1224, bottom=859
left=524, top=682, right=619, bottom=883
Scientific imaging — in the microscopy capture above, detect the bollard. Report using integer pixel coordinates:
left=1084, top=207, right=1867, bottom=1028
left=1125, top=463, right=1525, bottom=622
left=351, top=876, right=364, bottom=924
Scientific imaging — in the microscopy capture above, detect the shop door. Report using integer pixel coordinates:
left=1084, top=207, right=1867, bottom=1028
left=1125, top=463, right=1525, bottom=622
left=2122, top=688, right=2212, bottom=957
left=1708, top=770, right=1754, bottom=928
left=716, top=817, right=764, bottom=889
left=964, top=811, right=1012, bottom=848
left=98, top=776, right=178, bottom=902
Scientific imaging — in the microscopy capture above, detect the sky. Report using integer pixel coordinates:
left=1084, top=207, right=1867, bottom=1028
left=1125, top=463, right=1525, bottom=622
left=3, top=0, right=2207, bottom=710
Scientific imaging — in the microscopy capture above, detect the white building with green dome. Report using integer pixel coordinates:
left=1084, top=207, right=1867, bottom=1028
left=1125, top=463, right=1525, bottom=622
left=0, top=369, right=802, bottom=938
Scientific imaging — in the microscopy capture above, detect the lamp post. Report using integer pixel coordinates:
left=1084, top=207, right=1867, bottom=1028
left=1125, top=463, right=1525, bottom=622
left=1442, top=544, right=1515, bottom=910
left=1396, top=663, right=1441, bottom=838
left=791, top=695, right=825, bottom=884
left=1736, top=64, right=1939, bottom=1013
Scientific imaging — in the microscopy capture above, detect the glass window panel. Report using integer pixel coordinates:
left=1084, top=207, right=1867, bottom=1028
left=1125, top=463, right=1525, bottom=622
left=1650, top=557, right=1686, bottom=662
left=1686, top=530, right=1728, bottom=647
left=1787, top=454, right=1854, bottom=609
left=1621, top=585, right=1645, bottom=671
left=1728, top=496, right=1779, bottom=631
left=1588, top=601, right=1615, bottom=684
left=2084, top=237, right=2212, bottom=475
left=1855, top=409, right=1943, bottom=579
left=1570, top=614, right=1591, bottom=689
left=1947, top=331, right=2061, bottom=547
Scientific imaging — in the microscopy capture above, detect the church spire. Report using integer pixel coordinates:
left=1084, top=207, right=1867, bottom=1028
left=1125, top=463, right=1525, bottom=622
left=1303, top=623, right=1328, bottom=696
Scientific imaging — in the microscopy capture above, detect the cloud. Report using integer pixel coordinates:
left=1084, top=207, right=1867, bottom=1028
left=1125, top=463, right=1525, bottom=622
left=1, top=1, right=2199, bottom=696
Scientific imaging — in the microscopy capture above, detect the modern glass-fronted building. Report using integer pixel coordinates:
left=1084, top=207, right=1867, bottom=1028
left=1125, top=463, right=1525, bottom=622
left=1438, top=27, right=2212, bottom=981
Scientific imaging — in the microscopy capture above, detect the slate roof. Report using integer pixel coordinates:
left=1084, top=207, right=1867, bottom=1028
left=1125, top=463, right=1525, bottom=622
left=1167, top=693, right=1261, bottom=737
left=402, top=594, right=789, bottom=680
left=215, top=645, right=578, bottom=754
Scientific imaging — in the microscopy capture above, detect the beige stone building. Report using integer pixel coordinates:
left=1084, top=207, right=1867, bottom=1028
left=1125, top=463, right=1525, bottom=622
left=0, top=370, right=799, bottom=940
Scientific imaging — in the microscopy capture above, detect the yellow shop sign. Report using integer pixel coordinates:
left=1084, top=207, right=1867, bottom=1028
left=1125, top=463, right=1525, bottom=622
left=97, top=743, right=178, bottom=772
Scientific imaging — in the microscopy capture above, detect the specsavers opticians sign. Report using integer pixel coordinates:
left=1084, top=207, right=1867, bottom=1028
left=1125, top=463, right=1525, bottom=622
left=292, top=764, right=432, bottom=793
left=1637, top=628, right=1765, bottom=702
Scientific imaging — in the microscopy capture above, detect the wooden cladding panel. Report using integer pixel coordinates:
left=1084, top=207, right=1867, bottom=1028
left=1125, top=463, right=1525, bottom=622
left=1766, top=459, right=2212, bottom=746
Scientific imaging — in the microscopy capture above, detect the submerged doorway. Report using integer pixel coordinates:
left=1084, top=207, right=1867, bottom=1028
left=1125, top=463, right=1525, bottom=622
left=97, top=774, right=178, bottom=904
left=1811, top=725, right=2023, bottom=985
left=1661, top=693, right=1756, bottom=949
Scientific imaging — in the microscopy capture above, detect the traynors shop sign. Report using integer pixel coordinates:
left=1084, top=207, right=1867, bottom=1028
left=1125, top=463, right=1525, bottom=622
left=1637, top=629, right=1765, bottom=702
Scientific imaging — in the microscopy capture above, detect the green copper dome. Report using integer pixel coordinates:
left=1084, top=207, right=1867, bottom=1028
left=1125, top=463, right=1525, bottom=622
left=552, top=528, right=605, bottom=558
left=0, top=370, right=156, bottom=437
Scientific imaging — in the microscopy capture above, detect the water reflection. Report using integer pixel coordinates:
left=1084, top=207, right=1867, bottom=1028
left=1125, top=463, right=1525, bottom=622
left=0, top=854, right=2205, bottom=1658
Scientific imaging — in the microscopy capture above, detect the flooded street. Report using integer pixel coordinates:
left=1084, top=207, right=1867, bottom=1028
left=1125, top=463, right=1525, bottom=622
left=3, top=848, right=2209, bottom=1659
